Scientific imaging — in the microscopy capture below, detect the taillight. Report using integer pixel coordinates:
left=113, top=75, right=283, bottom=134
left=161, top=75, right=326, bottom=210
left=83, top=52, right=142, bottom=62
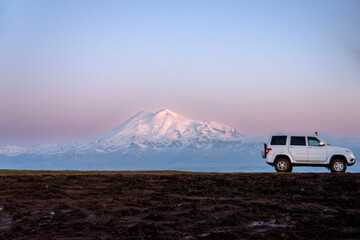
left=266, top=148, right=272, bottom=154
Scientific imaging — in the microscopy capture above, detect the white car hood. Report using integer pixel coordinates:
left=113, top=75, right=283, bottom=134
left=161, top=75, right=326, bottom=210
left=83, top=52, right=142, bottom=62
left=327, top=146, right=348, bottom=153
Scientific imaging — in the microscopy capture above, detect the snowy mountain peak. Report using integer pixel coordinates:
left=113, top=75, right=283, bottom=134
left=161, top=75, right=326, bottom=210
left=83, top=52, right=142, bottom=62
left=154, top=109, right=183, bottom=120
left=75, top=109, right=244, bottom=151
left=0, top=109, right=245, bottom=156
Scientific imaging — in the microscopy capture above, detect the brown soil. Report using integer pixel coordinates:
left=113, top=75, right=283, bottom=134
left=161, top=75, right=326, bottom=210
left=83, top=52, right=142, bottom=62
left=0, top=173, right=359, bottom=239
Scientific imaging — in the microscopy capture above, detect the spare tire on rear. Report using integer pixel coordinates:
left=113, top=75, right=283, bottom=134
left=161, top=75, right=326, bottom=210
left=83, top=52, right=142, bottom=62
left=262, top=144, right=267, bottom=158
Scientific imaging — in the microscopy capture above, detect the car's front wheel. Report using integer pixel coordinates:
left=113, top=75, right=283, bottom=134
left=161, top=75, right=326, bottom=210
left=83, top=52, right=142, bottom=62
left=330, top=159, right=346, bottom=173
left=274, top=158, right=292, bottom=173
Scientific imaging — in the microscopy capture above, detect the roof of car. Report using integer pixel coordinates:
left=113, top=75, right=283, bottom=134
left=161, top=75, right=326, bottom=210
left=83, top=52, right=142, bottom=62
left=271, top=134, right=318, bottom=137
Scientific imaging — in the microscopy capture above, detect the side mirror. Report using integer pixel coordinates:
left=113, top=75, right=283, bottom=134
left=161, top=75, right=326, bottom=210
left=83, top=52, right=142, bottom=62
left=319, top=142, right=325, bottom=146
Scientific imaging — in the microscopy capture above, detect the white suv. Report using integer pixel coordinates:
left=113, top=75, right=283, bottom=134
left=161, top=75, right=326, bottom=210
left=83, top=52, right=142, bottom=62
left=262, top=134, right=356, bottom=172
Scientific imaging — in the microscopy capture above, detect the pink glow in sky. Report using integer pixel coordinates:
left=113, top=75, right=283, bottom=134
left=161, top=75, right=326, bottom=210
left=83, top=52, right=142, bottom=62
left=1, top=0, right=360, bottom=146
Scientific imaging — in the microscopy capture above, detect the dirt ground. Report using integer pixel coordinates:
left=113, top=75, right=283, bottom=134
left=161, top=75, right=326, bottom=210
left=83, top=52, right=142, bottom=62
left=0, top=173, right=359, bottom=239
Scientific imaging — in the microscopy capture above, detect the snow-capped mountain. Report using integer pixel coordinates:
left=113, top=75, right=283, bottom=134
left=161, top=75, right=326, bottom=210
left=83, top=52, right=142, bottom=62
left=0, top=109, right=265, bottom=171
left=1, top=109, right=244, bottom=156
left=74, top=109, right=244, bottom=152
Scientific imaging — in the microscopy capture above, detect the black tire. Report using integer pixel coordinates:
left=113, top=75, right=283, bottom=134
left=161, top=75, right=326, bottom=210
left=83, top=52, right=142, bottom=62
left=274, top=158, right=292, bottom=173
left=330, top=159, right=346, bottom=173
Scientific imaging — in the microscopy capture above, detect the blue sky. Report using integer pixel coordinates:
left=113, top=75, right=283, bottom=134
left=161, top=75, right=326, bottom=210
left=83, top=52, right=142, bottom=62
left=0, top=0, right=359, bottom=146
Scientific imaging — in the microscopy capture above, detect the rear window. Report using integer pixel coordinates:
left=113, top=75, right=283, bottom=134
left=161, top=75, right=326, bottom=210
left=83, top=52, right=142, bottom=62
left=271, top=136, right=287, bottom=145
left=290, top=136, right=306, bottom=146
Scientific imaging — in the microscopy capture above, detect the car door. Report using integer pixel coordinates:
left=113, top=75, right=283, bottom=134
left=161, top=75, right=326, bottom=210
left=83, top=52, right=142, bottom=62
left=289, top=136, right=307, bottom=162
left=307, top=137, right=327, bottom=163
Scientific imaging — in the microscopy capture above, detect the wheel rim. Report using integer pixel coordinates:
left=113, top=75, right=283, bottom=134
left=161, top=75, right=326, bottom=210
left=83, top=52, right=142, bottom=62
left=334, top=161, right=344, bottom=172
left=277, top=161, right=288, bottom=171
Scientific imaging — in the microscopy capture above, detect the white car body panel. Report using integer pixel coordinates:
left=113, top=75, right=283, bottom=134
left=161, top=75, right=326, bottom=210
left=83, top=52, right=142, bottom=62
left=307, top=146, right=327, bottom=163
left=289, top=145, right=307, bottom=162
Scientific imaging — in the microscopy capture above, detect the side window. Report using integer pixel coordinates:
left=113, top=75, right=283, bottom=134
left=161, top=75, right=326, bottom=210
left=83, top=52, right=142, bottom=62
left=290, top=136, right=306, bottom=146
left=308, top=137, right=321, bottom=146
left=271, top=136, right=287, bottom=145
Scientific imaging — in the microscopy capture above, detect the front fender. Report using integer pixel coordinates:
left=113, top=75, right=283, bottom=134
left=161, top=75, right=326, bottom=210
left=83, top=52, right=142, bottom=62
left=326, top=153, right=348, bottom=164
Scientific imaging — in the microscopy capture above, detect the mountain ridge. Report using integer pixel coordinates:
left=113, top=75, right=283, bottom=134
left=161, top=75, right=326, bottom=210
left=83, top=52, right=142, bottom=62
left=73, top=109, right=244, bottom=152
left=0, top=109, right=245, bottom=156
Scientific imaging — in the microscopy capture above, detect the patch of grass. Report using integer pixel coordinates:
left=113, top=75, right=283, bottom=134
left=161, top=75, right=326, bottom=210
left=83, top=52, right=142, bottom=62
left=0, top=169, right=198, bottom=175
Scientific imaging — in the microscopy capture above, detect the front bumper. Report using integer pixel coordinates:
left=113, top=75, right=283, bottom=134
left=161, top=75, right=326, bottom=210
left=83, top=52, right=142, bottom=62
left=348, top=157, right=356, bottom=166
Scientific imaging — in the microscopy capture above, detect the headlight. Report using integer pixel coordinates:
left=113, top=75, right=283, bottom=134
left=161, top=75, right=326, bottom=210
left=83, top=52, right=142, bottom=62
left=346, top=150, right=353, bottom=155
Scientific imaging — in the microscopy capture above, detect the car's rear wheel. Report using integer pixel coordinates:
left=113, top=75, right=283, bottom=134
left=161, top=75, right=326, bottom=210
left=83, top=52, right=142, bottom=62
left=275, top=158, right=292, bottom=173
left=330, top=159, right=346, bottom=173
